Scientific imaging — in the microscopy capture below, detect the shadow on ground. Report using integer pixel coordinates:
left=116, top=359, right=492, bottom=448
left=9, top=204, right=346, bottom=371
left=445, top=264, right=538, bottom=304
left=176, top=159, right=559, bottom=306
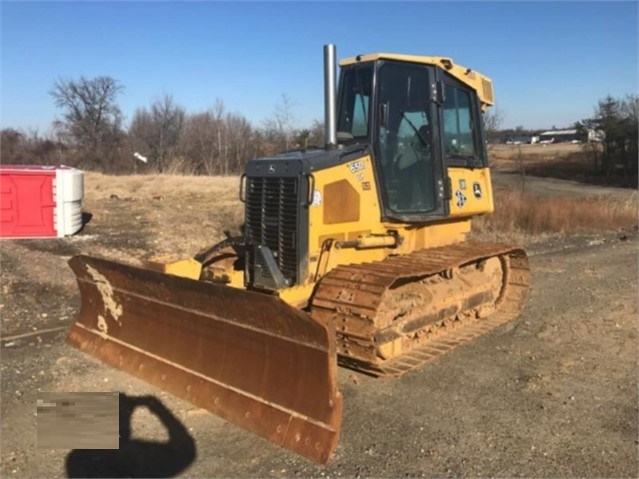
left=79, top=212, right=93, bottom=233
left=65, top=393, right=196, bottom=478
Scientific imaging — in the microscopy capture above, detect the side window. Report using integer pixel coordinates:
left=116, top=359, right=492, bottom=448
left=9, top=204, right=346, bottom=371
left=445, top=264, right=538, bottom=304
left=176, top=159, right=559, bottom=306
left=442, top=85, right=478, bottom=158
left=337, top=65, right=373, bottom=139
left=351, top=93, right=369, bottom=137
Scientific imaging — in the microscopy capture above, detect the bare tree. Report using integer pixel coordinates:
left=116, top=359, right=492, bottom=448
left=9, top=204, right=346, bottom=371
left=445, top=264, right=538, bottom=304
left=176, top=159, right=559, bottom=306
left=50, top=76, right=124, bottom=168
left=262, top=94, right=296, bottom=151
left=1, top=128, right=67, bottom=166
left=295, top=129, right=311, bottom=149
left=619, top=94, right=639, bottom=176
left=307, top=119, right=325, bottom=147
left=224, top=112, right=253, bottom=174
left=621, top=94, right=639, bottom=124
left=212, top=100, right=229, bottom=174
left=180, top=101, right=227, bottom=175
left=275, top=94, right=295, bottom=149
left=180, top=111, right=217, bottom=174
left=483, top=107, right=504, bottom=145
left=1, top=129, right=24, bottom=161
left=579, top=94, right=638, bottom=182
left=178, top=99, right=260, bottom=176
left=130, top=94, right=186, bottom=172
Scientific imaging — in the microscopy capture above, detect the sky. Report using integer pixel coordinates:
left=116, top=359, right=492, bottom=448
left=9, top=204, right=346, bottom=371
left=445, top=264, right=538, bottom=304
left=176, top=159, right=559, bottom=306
left=1, top=1, right=638, bottom=134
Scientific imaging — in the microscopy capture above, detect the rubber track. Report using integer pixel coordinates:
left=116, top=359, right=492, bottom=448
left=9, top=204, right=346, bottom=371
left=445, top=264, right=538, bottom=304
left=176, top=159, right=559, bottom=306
left=310, top=242, right=530, bottom=377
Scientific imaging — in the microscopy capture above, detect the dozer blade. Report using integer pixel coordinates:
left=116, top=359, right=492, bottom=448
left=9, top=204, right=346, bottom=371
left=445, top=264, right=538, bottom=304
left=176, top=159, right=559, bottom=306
left=66, top=255, right=343, bottom=464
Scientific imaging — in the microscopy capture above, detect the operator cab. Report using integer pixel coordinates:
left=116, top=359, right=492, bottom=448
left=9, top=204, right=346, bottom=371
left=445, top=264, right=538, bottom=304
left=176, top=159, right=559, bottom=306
left=336, top=56, right=488, bottom=222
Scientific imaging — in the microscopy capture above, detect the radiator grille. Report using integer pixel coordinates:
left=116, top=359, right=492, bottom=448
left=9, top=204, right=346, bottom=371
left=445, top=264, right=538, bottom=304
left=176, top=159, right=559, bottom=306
left=245, top=176, right=299, bottom=286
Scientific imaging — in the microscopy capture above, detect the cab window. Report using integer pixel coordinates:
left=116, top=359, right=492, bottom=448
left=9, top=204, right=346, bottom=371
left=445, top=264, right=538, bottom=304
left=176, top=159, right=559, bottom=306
left=351, top=93, right=369, bottom=137
left=442, top=85, right=478, bottom=158
left=337, top=65, right=373, bottom=139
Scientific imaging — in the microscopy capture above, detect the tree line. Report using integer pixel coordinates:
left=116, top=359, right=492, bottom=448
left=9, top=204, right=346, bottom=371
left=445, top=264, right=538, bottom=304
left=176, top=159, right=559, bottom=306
left=1, top=75, right=637, bottom=181
left=574, top=94, right=638, bottom=179
left=483, top=95, right=638, bottom=184
left=1, top=76, right=325, bottom=175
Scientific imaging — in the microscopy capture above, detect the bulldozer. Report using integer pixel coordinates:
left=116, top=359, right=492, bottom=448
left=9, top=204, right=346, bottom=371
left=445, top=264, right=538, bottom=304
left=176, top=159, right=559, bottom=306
left=67, top=45, right=530, bottom=464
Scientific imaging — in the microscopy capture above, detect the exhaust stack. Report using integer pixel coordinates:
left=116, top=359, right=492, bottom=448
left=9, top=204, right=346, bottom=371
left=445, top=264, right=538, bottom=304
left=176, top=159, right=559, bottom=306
left=324, top=44, right=337, bottom=148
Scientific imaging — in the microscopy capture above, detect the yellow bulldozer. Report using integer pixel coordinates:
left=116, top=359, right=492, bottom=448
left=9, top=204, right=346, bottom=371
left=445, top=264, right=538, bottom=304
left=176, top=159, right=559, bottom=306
left=67, top=45, right=530, bottom=464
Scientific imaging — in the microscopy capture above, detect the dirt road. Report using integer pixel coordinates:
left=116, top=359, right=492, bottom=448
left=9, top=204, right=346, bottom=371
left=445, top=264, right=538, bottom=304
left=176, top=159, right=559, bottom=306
left=1, top=230, right=637, bottom=478
left=492, top=171, right=638, bottom=199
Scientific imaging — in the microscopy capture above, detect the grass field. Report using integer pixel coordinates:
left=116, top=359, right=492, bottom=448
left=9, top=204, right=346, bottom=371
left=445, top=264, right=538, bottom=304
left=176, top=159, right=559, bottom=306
left=82, top=154, right=637, bottom=257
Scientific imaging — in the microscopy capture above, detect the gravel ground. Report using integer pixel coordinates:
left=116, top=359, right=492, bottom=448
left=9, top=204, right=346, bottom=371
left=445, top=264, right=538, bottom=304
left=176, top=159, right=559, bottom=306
left=1, top=170, right=637, bottom=478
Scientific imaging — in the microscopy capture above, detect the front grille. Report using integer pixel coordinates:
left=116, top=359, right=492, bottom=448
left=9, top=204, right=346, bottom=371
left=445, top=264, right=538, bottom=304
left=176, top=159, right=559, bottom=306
left=245, top=176, right=299, bottom=287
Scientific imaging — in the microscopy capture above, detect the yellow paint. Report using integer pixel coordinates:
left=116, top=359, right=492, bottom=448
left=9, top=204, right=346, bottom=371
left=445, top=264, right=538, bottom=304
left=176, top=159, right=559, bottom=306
left=308, top=155, right=390, bottom=279
left=162, top=258, right=203, bottom=280
left=85, top=264, right=123, bottom=323
left=162, top=257, right=247, bottom=289
left=447, top=167, right=494, bottom=217
left=388, top=220, right=471, bottom=255
left=348, top=235, right=397, bottom=248
left=161, top=164, right=495, bottom=309
left=208, top=269, right=245, bottom=289
left=161, top=56, right=498, bottom=308
left=225, top=270, right=245, bottom=289
left=340, top=53, right=494, bottom=109
left=277, top=284, right=316, bottom=308
left=377, top=337, right=402, bottom=360
left=303, top=159, right=486, bottom=287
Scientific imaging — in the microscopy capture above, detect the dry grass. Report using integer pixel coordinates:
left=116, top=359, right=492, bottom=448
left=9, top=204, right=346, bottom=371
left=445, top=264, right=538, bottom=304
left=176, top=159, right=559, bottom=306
left=488, top=143, right=637, bottom=189
left=489, top=143, right=585, bottom=165
left=162, top=156, right=201, bottom=176
left=473, top=186, right=638, bottom=241
left=81, top=172, right=637, bottom=257
left=84, top=171, right=239, bottom=202
left=80, top=172, right=244, bottom=262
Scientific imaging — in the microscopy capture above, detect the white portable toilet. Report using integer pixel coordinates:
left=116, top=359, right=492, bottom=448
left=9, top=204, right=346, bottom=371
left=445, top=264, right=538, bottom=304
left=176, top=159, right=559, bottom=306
left=0, top=165, right=84, bottom=238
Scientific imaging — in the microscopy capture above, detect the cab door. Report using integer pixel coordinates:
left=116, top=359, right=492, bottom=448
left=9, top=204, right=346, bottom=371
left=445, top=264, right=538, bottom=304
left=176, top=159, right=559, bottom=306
left=373, top=60, right=448, bottom=222
left=436, top=69, right=487, bottom=170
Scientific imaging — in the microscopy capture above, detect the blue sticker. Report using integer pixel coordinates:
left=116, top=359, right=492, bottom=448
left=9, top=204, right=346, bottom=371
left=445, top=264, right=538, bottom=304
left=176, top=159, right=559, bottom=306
left=455, top=190, right=467, bottom=208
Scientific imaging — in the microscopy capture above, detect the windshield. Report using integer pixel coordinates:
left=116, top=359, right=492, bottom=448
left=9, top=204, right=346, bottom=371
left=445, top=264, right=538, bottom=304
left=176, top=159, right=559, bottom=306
left=375, top=61, right=436, bottom=214
left=336, top=64, right=373, bottom=140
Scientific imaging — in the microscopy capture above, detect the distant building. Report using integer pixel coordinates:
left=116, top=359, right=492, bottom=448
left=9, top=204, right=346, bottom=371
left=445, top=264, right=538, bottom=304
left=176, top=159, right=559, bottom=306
left=505, top=136, right=534, bottom=145
left=538, top=128, right=605, bottom=144
left=538, top=129, right=579, bottom=143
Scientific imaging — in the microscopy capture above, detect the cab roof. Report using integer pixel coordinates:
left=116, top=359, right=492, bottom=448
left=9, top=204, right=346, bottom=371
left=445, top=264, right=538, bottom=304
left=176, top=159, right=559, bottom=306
left=340, top=53, right=494, bottom=109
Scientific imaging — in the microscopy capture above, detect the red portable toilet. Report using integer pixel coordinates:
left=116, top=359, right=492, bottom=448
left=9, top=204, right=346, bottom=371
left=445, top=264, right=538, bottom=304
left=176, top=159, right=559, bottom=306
left=0, top=165, right=84, bottom=238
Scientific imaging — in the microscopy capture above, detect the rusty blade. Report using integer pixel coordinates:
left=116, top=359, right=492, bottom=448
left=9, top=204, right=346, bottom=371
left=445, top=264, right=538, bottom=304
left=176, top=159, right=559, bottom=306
left=66, top=255, right=343, bottom=464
